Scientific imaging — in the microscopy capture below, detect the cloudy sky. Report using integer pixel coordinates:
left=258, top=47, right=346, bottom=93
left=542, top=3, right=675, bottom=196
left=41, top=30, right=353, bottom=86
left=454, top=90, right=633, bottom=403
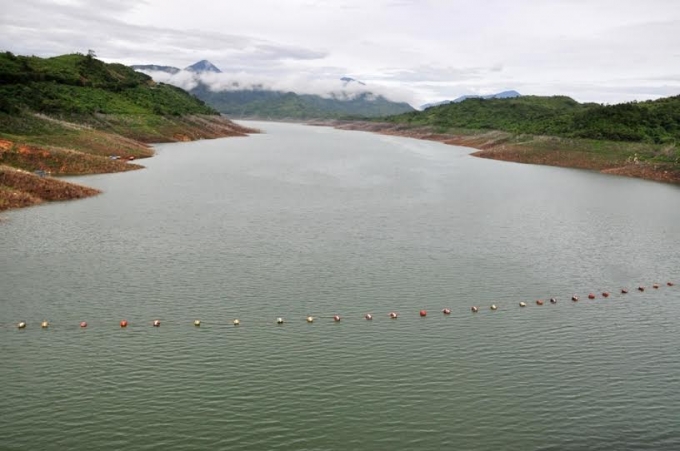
left=1, top=0, right=679, bottom=106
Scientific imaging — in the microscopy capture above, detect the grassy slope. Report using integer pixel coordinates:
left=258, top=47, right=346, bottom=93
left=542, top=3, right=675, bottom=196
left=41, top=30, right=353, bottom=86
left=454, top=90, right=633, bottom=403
left=0, top=52, right=256, bottom=212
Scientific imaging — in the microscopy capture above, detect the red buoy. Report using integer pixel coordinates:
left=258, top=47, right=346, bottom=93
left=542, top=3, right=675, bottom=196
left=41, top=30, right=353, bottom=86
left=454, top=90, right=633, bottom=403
left=668, top=282, right=675, bottom=287
left=80, top=321, right=87, bottom=328
left=471, top=306, right=479, bottom=313
left=389, top=312, right=398, bottom=319
left=365, top=313, right=373, bottom=320
left=128, top=155, right=135, bottom=161
left=638, top=286, right=645, bottom=292
left=588, top=293, right=595, bottom=299
left=153, top=320, right=160, bottom=327
left=536, top=299, right=544, bottom=306
left=120, top=320, right=128, bottom=328
left=602, top=292, right=609, bottom=298
left=419, top=310, right=427, bottom=317
left=442, top=308, right=451, bottom=315
left=333, top=315, right=341, bottom=322
left=621, top=289, right=629, bottom=294
left=653, top=284, right=659, bottom=289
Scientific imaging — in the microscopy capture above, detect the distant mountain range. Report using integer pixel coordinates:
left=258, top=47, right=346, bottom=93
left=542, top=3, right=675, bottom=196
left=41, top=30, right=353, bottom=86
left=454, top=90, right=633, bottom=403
left=421, top=90, right=521, bottom=109
left=132, top=60, right=413, bottom=119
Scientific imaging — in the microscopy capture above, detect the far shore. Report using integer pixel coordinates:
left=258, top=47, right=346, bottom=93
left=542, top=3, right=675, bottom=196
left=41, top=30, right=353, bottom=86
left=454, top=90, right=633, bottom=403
left=314, top=120, right=680, bottom=186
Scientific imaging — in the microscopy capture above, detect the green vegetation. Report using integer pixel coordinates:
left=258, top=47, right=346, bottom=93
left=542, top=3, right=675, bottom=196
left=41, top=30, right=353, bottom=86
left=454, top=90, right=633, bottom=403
left=0, top=52, right=255, bottom=211
left=0, top=52, right=217, bottom=115
left=190, top=83, right=415, bottom=120
left=387, top=94, right=680, bottom=146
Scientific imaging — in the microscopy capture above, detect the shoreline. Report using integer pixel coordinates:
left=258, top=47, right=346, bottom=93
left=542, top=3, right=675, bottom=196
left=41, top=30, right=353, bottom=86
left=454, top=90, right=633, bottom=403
left=0, top=114, right=259, bottom=213
left=322, top=121, right=680, bottom=185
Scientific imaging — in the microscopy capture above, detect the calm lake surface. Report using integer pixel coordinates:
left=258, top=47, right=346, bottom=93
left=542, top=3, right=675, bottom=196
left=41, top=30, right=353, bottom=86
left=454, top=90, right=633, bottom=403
left=1, top=121, right=680, bottom=450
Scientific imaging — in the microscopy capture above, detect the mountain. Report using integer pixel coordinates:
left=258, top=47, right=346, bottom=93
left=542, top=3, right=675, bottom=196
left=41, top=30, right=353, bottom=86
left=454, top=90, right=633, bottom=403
left=388, top=94, right=680, bottom=143
left=421, top=90, right=521, bottom=109
left=185, top=60, right=222, bottom=73
left=341, top=76, right=366, bottom=86
left=131, top=60, right=414, bottom=119
left=189, top=84, right=415, bottom=119
left=130, top=64, right=180, bottom=74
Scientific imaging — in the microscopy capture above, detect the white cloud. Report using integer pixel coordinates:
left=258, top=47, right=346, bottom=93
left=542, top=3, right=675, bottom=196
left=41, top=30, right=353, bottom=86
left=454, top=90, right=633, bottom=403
left=2, top=0, right=679, bottom=105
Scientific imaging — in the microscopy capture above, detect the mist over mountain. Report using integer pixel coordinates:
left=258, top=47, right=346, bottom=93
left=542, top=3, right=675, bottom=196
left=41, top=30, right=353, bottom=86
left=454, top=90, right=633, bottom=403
left=133, top=60, right=416, bottom=119
left=130, top=64, right=180, bottom=74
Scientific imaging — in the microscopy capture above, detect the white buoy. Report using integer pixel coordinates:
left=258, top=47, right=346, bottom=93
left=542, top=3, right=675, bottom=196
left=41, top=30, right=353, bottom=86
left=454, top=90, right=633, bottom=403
left=550, top=298, right=557, bottom=304
left=306, top=316, right=314, bottom=323
left=233, top=319, right=240, bottom=326
left=194, top=320, right=201, bottom=327
left=471, top=306, right=479, bottom=313
left=519, top=302, right=527, bottom=307
left=18, top=321, right=27, bottom=329
left=490, top=304, right=498, bottom=311
left=153, top=320, right=161, bottom=327
left=333, top=315, right=341, bottom=322
left=277, top=317, right=284, bottom=324
left=41, top=320, right=49, bottom=328
left=365, top=313, right=373, bottom=320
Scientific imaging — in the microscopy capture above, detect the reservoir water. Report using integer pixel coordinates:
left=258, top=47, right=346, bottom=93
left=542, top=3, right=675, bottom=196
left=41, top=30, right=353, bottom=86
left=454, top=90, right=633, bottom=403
left=1, top=122, right=680, bottom=450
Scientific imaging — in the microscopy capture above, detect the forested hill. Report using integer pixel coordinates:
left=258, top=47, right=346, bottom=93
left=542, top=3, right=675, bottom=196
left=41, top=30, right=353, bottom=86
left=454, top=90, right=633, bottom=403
left=0, top=52, right=217, bottom=115
left=386, top=94, right=680, bottom=144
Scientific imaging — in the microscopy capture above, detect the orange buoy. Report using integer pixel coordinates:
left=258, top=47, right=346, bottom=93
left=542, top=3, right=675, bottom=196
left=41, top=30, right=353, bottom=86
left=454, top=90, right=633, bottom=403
left=333, top=315, right=341, bottom=322
left=365, top=313, right=373, bottom=320
left=471, top=306, right=478, bottom=313
left=668, top=282, right=674, bottom=287
left=588, top=293, right=595, bottom=299
left=536, top=299, right=544, bottom=306
left=638, top=286, right=645, bottom=292
left=602, top=292, right=609, bottom=298
left=550, top=298, right=557, bottom=304
left=442, top=308, right=451, bottom=315
left=389, top=312, right=398, bottom=319
left=419, top=310, right=427, bottom=317
left=621, top=289, right=628, bottom=294
left=571, top=295, right=579, bottom=302
left=152, top=320, right=160, bottom=327
left=120, top=320, right=128, bottom=328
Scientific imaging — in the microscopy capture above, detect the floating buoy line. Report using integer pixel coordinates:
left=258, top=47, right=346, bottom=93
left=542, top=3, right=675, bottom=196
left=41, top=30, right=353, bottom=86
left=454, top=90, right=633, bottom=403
left=4, top=280, right=676, bottom=331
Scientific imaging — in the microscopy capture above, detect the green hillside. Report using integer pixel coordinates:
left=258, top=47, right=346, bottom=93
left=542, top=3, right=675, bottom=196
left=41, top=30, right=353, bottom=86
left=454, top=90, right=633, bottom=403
left=0, top=52, right=217, bottom=115
left=0, top=52, right=254, bottom=212
left=190, top=83, right=415, bottom=120
left=386, top=94, right=680, bottom=144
